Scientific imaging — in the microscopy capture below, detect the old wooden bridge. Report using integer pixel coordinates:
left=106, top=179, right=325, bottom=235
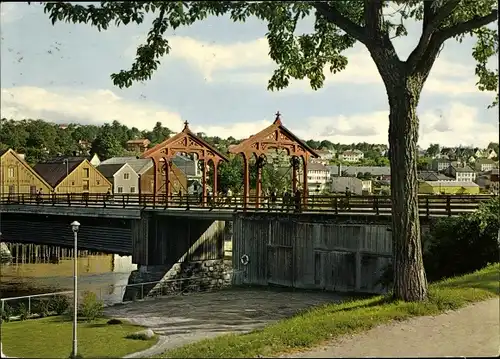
left=0, top=192, right=492, bottom=218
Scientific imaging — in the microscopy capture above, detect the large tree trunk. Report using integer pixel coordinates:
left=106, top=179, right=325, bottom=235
left=387, top=78, right=428, bottom=302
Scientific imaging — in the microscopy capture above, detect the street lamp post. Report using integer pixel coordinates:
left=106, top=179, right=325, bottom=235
left=70, top=221, right=80, bottom=359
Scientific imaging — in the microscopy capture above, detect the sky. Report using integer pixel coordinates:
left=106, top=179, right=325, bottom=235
left=1, top=2, right=498, bottom=148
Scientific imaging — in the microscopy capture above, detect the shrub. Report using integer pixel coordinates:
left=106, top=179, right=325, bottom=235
left=50, top=294, right=71, bottom=315
left=1, top=303, right=13, bottom=323
left=79, top=291, right=104, bottom=322
left=380, top=198, right=499, bottom=287
left=18, top=303, right=30, bottom=321
left=424, top=198, right=499, bottom=281
left=34, top=298, right=51, bottom=318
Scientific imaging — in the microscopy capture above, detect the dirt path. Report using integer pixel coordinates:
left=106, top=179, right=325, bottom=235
left=286, top=298, right=499, bottom=358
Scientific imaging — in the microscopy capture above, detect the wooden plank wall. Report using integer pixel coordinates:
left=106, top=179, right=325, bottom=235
left=232, top=214, right=392, bottom=294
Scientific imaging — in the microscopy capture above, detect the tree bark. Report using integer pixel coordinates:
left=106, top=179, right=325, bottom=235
left=387, top=77, right=428, bottom=302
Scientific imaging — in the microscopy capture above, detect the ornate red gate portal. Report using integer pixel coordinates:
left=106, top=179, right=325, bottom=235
left=142, top=121, right=228, bottom=207
left=229, top=112, right=318, bottom=208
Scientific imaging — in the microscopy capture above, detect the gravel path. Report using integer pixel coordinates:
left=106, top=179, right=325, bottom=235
left=286, top=298, right=500, bottom=358
left=103, top=288, right=346, bottom=358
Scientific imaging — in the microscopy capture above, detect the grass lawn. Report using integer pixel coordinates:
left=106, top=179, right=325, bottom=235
left=1, top=316, right=158, bottom=358
left=163, top=263, right=499, bottom=358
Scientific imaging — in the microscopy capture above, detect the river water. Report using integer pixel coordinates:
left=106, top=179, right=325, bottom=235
left=0, top=254, right=136, bottom=305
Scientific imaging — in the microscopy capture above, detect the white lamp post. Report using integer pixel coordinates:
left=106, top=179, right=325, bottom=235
left=70, top=221, right=80, bottom=359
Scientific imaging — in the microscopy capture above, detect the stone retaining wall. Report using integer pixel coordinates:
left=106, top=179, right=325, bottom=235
left=149, top=259, right=233, bottom=296
left=123, top=259, right=233, bottom=301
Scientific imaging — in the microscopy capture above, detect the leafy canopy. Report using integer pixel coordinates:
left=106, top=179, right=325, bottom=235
left=43, top=1, right=498, bottom=105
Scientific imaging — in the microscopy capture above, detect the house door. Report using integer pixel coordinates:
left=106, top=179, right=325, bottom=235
left=8, top=185, right=15, bottom=194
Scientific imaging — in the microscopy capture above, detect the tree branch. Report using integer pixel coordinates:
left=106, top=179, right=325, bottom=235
left=312, top=2, right=367, bottom=44
left=406, top=0, right=461, bottom=72
left=363, top=0, right=384, bottom=40
left=413, top=9, right=498, bottom=76
left=439, top=9, right=498, bottom=40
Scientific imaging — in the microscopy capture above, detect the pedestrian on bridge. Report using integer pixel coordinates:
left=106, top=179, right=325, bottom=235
left=282, top=190, right=291, bottom=212
left=36, top=188, right=43, bottom=205
left=294, top=189, right=302, bottom=213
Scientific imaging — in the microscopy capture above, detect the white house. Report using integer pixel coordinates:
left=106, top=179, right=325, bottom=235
left=97, top=162, right=140, bottom=194
left=340, top=150, right=364, bottom=163
left=307, top=162, right=330, bottom=193
left=443, top=165, right=476, bottom=182
left=474, top=158, right=498, bottom=173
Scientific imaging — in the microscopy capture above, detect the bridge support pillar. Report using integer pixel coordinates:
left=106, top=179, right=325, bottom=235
left=125, top=215, right=232, bottom=301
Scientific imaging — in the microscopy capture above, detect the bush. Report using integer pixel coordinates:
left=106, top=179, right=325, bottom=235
left=50, top=295, right=71, bottom=315
left=34, top=298, right=51, bottom=318
left=1, top=303, right=13, bottom=323
left=79, top=291, right=104, bottom=322
left=381, top=198, right=499, bottom=287
left=18, top=303, right=30, bottom=321
left=423, top=198, right=499, bottom=281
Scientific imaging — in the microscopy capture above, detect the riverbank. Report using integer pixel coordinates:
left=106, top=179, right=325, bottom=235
left=1, top=316, right=158, bottom=358
left=162, top=263, right=499, bottom=358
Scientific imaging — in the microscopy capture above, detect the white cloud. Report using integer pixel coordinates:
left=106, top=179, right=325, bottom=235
left=297, top=102, right=498, bottom=148
left=0, top=86, right=272, bottom=140
left=1, top=86, right=185, bottom=131
left=158, top=35, right=490, bottom=97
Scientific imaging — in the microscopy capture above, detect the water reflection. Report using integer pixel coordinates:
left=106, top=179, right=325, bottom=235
left=1, top=255, right=136, bottom=305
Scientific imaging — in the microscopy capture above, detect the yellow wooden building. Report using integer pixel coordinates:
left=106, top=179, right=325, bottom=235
left=34, top=156, right=112, bottom=194
left=418, top=180, right=480, bottom=195
left=0, top=149, right=53, bottom=195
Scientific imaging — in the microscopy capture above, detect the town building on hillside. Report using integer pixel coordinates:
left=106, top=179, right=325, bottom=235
left=328, top=165, right=391, bottom=181
left=0, top=149, right=53, bottom=195
left=306, top=162, right=330, bottom=194
left=311, top=149, right=335, bottom=165
left=476, top=169, right=499, bottom=194
left=474, top=158, right=498, bottom=172
left=339, top=150, right=364, bottom=163
left=418, top=180, right=479, bottom=195
left=126, top=139, right=151, bottom=153
left=473, top=148, right=496, bottom=159
left=417, top=171, right=454, bottom=182
left=442, top=165, right=476, bottom=182
left=330, top=176, right=372, bottom=195
left=34, top=156, right=111, bottom=194
left=430, top=158, right=461, bottom=171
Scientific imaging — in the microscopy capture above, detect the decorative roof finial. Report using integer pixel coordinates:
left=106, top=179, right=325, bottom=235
left=274, top=111, right=282, bottom=125
left=183, top=120, right=189, bottom=131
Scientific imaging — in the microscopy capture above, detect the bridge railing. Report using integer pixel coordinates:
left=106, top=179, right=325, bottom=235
left=0, top=192, right=494, bottom=216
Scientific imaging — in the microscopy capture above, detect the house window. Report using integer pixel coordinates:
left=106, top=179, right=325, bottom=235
left=71, top=181, right=75, bottom=186
left=83, top=168, right=89, bottom=178
left=117, top=186, right=123, bottom=193
left=30, top=185, right=36, bottom=195
left=130, top=186, right=136, bottom=193
left=83, top=180, right=89, bottom=191
left=8, top=167, right=14, bottom=178
left=123, top=173, right=130, bottom=180
left=96, top=180, right=100, bottom=185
